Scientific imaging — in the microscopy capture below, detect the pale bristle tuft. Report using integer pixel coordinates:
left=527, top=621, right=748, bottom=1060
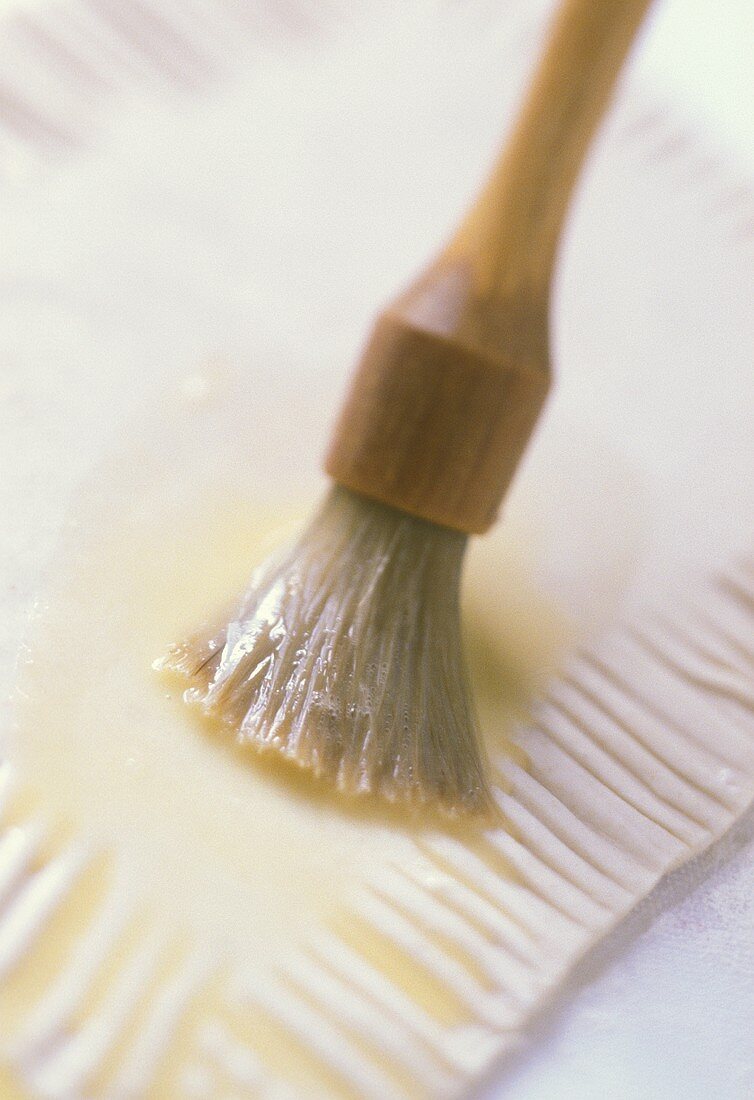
left=156, top=487, right=493, bottom=814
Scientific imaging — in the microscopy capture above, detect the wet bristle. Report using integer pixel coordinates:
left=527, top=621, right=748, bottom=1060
left=156, top=487, right=494, bottom=815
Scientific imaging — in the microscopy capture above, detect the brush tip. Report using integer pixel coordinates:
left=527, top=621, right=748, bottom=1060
left=156, top=488, right=495, bottom=817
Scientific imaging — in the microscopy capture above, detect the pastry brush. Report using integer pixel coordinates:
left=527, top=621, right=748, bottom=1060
left=157, top=0, right=653, bottom=814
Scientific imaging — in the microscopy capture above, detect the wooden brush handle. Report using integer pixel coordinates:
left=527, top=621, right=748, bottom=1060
left=326, top=0, right=653, bottom=533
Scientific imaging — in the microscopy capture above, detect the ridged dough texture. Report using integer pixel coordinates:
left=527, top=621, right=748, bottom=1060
left=2, top=537, right=753, bottom=1098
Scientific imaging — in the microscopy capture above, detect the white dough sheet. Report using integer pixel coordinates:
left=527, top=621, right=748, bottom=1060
left=0, top=1, right=753, bottom=1097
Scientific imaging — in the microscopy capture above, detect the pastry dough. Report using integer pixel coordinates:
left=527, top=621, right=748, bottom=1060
left=1, top=377, right=752, bottom=1099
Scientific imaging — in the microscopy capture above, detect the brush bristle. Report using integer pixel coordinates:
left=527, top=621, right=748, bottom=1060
left=156, top=487, right=494, bottom=815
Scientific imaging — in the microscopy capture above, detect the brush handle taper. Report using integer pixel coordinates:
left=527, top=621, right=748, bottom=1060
left=326, top=0, right=653, bottom=533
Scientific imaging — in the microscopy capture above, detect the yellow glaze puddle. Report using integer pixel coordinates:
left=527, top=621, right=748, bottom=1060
left=4, top=374, right=576, bottom=1093
left=13, top=501, right=562, bottom=938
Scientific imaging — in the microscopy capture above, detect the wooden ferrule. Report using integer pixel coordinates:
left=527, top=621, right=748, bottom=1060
left=325, top=307, right=550, bottom=533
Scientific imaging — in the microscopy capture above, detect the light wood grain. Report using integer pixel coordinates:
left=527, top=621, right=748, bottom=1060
left=326, top=0, right=653, bottom=533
